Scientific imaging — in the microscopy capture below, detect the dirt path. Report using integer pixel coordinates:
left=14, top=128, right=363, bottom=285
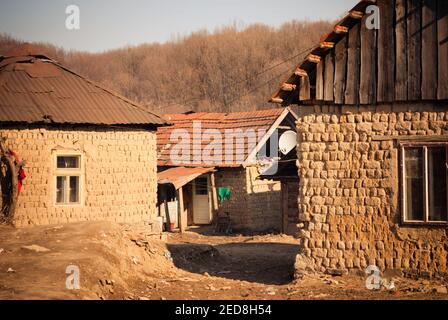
left=0, top=222, right=447, bottom=300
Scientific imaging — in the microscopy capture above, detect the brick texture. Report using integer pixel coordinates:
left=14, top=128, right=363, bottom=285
left=295, top=103, right=448, bottom=276
left=215, top=167, right=282, bottom=232
left=0, top=125, right=159, bottom=230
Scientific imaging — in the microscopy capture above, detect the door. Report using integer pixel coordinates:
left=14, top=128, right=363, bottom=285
left=193, top=176, right=212, bottom=224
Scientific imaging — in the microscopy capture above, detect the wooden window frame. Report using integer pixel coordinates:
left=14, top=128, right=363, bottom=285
left=53, top=152, right=84, bottom=207
left=400, top=142, right=448, bottom=227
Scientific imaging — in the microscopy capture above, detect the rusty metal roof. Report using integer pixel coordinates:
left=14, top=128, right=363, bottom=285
left=0, top=46, right=167, bottom=126
left=157, top=108, right=290, bottom=167
left=158, top=167, right=215, bottom=190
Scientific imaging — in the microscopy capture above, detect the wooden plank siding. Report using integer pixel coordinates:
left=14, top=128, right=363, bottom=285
left=360, top=13, right=377, bottom=104
left=395, top=0, right=408, bottom=101
left=407, top=0, right=422, bottom=101
left=299, top=75, right=311, bottom=101
left=345, top=23, right=361, bottom=105
left=316, top=60, right=324, bottom=100
left=334, top=36, right=348, bottom=104
left=324, top=52, right=335, bottom=101
left=421, top=0, right=438, bottom=100
left=377, top=0, right=396, bottom=102
left=274, top=0, right=448, bottom=105
left=438, top=0, right=448, bottom=99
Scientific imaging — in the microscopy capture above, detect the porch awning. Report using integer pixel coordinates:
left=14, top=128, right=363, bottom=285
left=157, top=167, right=215, bottom=190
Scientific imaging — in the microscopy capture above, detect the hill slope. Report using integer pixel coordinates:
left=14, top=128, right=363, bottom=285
left=0, top=21, right=332, bottom=113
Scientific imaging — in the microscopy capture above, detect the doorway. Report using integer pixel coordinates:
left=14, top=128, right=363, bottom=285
left=193, top=175, right=212, bottom=225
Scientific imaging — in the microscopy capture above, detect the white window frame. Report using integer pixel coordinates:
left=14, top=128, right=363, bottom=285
left=401, top=142, right=448, bottom=226
left=53, top=152, right=84, bottom=207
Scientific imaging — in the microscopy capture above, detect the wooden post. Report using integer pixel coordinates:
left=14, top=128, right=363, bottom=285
left=162, top=187, right=172, bottom=231
left=178, top=186, right=186, bottom=233
left=210, top=173, right=218, bottom=219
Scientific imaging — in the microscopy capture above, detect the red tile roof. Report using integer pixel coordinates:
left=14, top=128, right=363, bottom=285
left=0, top=46, right=167, bottom=126
left=157, top=108, right=287, bottom=167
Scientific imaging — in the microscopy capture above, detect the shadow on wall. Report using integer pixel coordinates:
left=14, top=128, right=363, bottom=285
left=167, top=242, right=300, bottom=285
left=217, top=190, right=283, bottom=233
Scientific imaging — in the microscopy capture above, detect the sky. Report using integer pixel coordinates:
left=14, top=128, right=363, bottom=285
left=0, top=0, right=359, bottom=53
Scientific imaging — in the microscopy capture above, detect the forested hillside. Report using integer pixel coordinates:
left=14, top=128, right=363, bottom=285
left=0, top=20, right=332, bottom=113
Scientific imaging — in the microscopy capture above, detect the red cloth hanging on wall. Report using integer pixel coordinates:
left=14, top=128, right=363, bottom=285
left=18, top=168, right=26, bottom=194
left=8, top=150, right=26, bottom=195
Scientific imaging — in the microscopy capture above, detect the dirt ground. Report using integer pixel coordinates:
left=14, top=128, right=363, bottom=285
left=0, top=222, right=447, bottom=300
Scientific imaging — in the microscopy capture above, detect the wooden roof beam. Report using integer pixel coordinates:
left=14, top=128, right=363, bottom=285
left=334, top=25, right=349, bottom=34
left=320, top=41, right=335, bottom=49
left=270, top=97, right=284, bottom=104
left=307, top=54, right=321, bottom=63
left=349, top=10, right=364, bottom=19
left=281, top=83, right=297, bottom=92
left=294, top=68, right=308, bottom=77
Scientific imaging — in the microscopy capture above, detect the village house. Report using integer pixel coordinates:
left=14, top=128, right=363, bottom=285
left=156, top=108, right=300, bottom=234
left=271, top=0, right=448, bottom=277
left=0, top=45, right=167, bottom=230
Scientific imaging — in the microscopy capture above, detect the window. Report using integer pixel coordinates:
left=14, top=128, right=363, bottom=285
left=195, top=177, right=208, bottom=195
left=401, top=144, right=448, bottom=224
left=55, top=155, right=82, bottom=205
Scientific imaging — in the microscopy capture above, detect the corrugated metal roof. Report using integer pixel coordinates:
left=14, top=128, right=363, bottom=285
left=158, top=167, right=215, bottom=190
left=157, top=108, right=287, bottom=167
left=0, top=46, right=167, bottom=126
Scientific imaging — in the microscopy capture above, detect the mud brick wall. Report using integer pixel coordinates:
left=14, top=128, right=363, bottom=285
left=295, top=103, right=448, bottom=276
left=0, top=125, right=160, bottom=229
left=215, top=167, right=281, bottom=232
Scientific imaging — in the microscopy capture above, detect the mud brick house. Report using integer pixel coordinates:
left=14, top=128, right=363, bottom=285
left=271, top=0, right=448, bottom=276
left=0, top=45, right=167, bottom=229
left=156, top=108, right=299, bottom=234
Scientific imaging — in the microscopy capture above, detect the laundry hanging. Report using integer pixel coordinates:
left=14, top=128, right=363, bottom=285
left=217, top=187, right=231, bottom=203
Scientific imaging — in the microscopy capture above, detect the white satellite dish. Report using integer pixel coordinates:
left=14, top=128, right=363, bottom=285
left=279, top=130, right=297, bottom=155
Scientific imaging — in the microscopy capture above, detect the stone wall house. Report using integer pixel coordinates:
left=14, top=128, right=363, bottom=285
left=0, top=46, right=167, bottom=229
left=271, top=0, right=448, bottom=276
left=157, top=108, right=299, bottom=233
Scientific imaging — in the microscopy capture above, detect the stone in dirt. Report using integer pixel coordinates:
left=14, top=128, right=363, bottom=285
left=21, top=245, right=51, bottom=253
left=435, top=286, right=448, bottom=294
left=265, top=287, right=277, bottom=295
left=326, top=269, right=347, bottom=277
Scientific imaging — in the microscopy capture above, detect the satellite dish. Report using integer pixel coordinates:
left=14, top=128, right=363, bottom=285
left=279, top=130, right=297, bottom=155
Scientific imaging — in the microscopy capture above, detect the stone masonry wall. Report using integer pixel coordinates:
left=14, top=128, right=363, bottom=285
left=215, top=167, right=281, bottom=232
left=0, top=125, right=159, bottom=229
left=295, top=103, right=448, bottom=277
